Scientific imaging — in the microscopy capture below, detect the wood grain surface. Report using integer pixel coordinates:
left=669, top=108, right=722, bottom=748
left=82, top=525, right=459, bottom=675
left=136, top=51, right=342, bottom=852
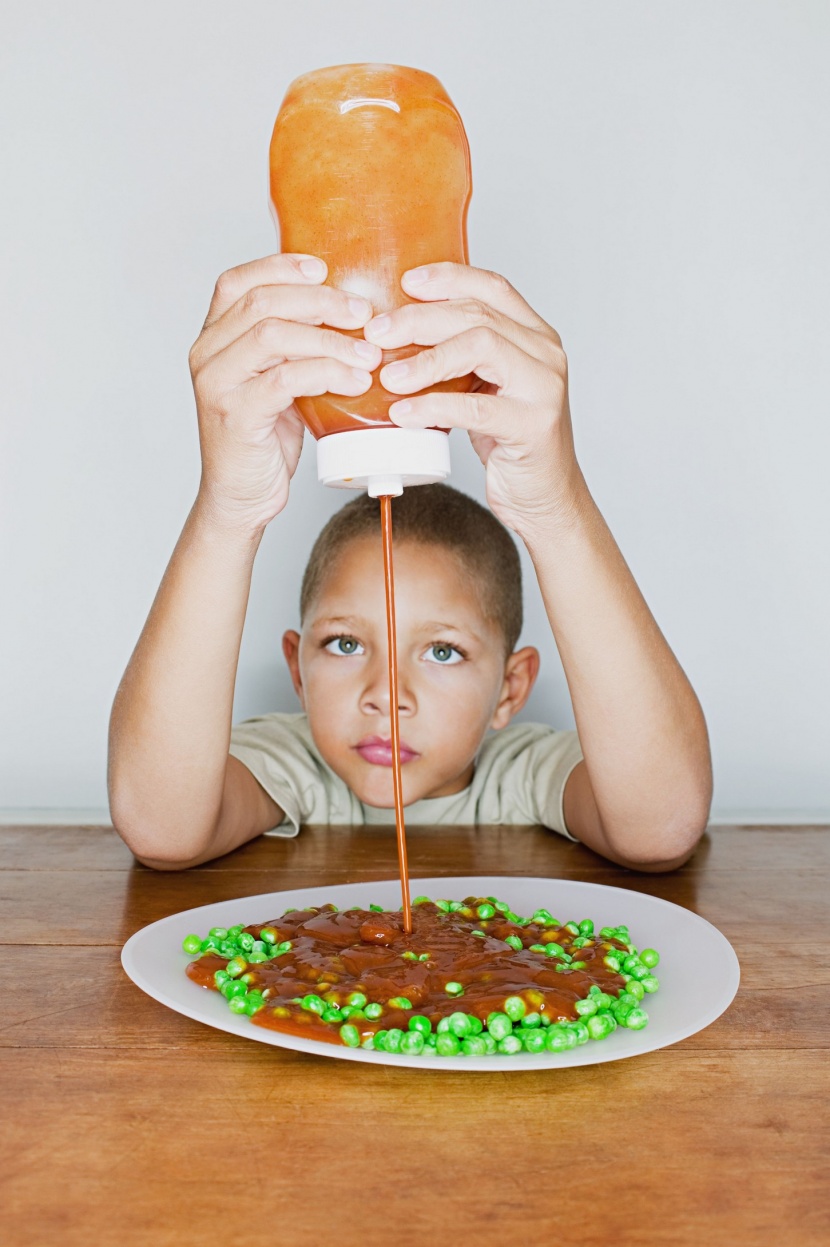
left=1, top=824, right=828, bottom=1247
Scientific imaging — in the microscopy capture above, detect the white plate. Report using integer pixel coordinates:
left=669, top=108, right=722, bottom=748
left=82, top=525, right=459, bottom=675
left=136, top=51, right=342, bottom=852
left=121, top=876, right=740, bottom=1071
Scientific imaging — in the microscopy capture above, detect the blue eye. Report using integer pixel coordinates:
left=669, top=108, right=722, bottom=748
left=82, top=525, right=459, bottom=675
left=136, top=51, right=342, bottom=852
left=324, top=636, right=364, bottom=656
left=424, top=643, right=463, bottom=665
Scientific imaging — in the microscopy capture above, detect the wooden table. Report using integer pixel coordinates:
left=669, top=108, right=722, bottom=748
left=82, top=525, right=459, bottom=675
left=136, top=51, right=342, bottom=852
left=1, top=823, right=827, bottom=1247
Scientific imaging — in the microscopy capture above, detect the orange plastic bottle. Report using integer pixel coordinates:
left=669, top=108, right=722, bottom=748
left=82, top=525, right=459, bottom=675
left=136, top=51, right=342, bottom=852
left=269, top=63, right=474, bottom=497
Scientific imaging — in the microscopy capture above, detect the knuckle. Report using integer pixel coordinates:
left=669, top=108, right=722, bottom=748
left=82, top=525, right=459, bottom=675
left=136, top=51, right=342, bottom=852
left=468, top=325, right=500, bottom=354
left=458, top=298, right=493, bottom=326
left=213, top=269, right=238, bottom=305
left=485, top=269, right=514, bottom=296
left=322, top=327, right=350, bottom=356
left=252, top=316, right=280, bottom=345
left=243, top=285, right=270, bottom=318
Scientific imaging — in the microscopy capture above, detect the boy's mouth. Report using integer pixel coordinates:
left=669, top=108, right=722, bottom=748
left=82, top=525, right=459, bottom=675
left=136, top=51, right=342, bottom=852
left=353, top=735, right=420, bottom=767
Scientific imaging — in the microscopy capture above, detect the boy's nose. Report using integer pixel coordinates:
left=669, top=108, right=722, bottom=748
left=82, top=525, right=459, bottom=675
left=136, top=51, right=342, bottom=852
left=359, top=654, right=415, bottom=717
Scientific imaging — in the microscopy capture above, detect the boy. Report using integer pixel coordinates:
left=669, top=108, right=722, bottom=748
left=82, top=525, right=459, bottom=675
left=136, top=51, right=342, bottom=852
left=108, top=254, right=712, bottom=872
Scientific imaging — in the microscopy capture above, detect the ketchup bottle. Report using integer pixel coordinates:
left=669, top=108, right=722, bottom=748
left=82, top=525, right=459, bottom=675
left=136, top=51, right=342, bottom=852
left=269, top=63, right=474, bottom=497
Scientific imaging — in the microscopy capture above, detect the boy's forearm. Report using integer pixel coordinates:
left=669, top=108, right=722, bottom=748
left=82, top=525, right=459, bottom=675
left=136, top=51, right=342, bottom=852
left=108, top=499, right=263, bottom=861
left=519, top=475, right=712, bottom=863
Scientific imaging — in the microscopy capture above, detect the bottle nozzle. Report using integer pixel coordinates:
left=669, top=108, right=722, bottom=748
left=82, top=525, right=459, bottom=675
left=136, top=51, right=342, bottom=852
left=367, top=474, right=404, bottom=498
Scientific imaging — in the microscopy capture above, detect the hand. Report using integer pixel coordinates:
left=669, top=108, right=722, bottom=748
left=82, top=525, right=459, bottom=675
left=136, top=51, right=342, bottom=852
left=188, top=253, right=382, bottom=532
left=363, top=263, right=583, bottom=534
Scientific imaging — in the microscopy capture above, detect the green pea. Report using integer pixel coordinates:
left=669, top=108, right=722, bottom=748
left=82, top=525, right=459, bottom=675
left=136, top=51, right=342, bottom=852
left=408, top=1015, right=432, bottom=1036
left=617, top=991, right=638, bottom=1008
left=259, top=927, right=277, bottom=944
left=461, top=1035, right=488, bottom=1056
left=401, top=951, right=417, bottom=961
left=578, top=919, right=594, bottom=935
left=412, top=895, right=431, bottom=905
left=564, top=922, right=580, bottom=935
left=545, top=943, right=566, bottom=959
left=641, top=975, right=660, bottom=993
left=504, top=935, right=523, bottom=951
left=388, top=997, right=413, bottom=1010
left=213, top=969, right=230, bottom=987
left=472, top=930, right=486, bottom=938
left=593, top=992, right=612, bottom=1010
left=503, top=996, right=526, bottom=1022
left=436, top=1017, right=451, bottom=1034
left=400, top=1031, right=425, bottom=1056
left=218, top=941, right=237, bottom=959
left=505, top=911, right=521, bottom=924
left=275, top=941, right=293, bottom=956
left=182, top=934, right=202, bottom=955
left=237, top=932, right=255, bottom=953
left=244, top=992, right=265, bottom=1015
left=622, top=954, right=641, bottom=972
left=571, top=1021, right=590, bottom=1045
left=448, top=1012, right=472, bottom=1038
left=466, top=1015, right=483, bottom=1035
left=545, top=1025, right=571, bottom=1053
left=369, top=904, right=384, bottom=913
left=424, top=1033, right=437, bottom=1049
left=321, top=1007, right=343, bottom=1023
left=373, top=1030, right=389, bottom=1050
left=482, top=1033, right=497, bottom=1055
left=384, top=1028, right=403, bottom=1053
left=529, top=944, right=547, bottom=953
left=225, top=957, right=247, bottom=979
left=418, top=954, right=430, bottom=962
left=220, top=979, right=244, bottom=1000
left=208, top=927, right=228, bottom=941
left=339, top=1024, right=360, bottom=1048
left=497, top=1034, right=523, bottom=1055
left=476, top=903, right=496, bottom=920
left=361, top=1035, right=375, bottom=1050
left=586, top=1014, right=614, bottom=1040
left=604, top=954, right=621, bottom=972
left=629, top=964, right=650, bottom=981
left=487, top=1013, right=513, bottom=1041
left=436, top=1032, right=461, bottom=1056
left=346, top=992, right=367, bottom=1009
left=364, top=1003, right=383, bottom=1020
left=448, top=901, right=464, bottom=913
left=228, top=995, right=249, bottom=1014
left=570, top=961, right=587, bottom=970
left=494, top=901, right=510, bottom=913
left=347, top=1009, right=366, bottom=1021
left=301, top=994, right=326, bottom=1015
left=532, top=909, right=553, bottom=924
left=227, top=924, right=244, bottom=938
left=445, top=982, right=464, bottom=997
left=435, top=900, right=451, bottom=913
left=627, top=980, right=646, bottom=1001
left=520, top=1012, right=542, bottom=1029
left=247, top=951, right=268, bottom=964
left=523, top=1029, right=547, bottom=1054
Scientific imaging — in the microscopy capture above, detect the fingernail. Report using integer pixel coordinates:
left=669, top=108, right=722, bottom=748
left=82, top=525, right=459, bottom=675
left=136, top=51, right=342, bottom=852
left=353, top=339, right=380, bottom=360
left=348, top=297, right=370, bottom=319
left=299, top=258, right=326, bottom=279
left=351, top=368, right=372, bottom=386
left=404, top=267, right=430, bottom=285
left=384, top=361, right=410, bottom=381
left=367, top=315, right=391, bottom=338
left=390, top=400, right=413, bottom=418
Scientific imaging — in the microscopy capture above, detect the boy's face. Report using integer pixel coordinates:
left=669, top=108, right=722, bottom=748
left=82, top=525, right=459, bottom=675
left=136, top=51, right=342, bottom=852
left=283, top=535, right=538, bottom=809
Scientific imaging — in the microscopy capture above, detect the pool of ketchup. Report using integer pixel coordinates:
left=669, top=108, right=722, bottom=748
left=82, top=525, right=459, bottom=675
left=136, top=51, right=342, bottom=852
left=186, top=901, right=630, bottom=1045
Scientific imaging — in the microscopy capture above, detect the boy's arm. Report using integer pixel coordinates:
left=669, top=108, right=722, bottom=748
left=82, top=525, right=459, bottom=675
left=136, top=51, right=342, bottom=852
left=108, top=253, right=381, bottom=867
left=365, top=262, right=712, bottom=870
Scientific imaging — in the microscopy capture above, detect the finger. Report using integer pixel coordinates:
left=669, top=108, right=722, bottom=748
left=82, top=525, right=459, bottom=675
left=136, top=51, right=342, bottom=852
left=225, top=357, right=374, bottom=427
left=363, top=296, right=556, bottom=367
left=389, top=389, right=530, bottom=446
left=202, top=253, right=330, bottom=329
left=378, top=325, right=555, bottom=404
left=195, top=282, right=374, bottom=364
left=200, top=318, right=382, bottom=392
left=399, top=262, right=554, bottom=335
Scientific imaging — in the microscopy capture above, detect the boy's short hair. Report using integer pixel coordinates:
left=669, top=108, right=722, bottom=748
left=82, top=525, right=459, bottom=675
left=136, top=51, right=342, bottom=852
left=300, top=483, right=523, bottom=655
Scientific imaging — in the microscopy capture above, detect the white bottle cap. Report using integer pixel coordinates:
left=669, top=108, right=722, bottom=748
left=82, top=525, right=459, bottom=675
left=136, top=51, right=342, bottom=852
left=315, top=427, right=451, bottom=497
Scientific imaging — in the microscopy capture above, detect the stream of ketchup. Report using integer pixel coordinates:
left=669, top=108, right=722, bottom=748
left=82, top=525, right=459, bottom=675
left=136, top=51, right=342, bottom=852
left=379, top=494, right=412, bottom=934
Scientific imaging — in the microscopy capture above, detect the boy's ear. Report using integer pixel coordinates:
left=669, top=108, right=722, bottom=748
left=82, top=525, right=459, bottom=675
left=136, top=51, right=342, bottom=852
left=282, top=630, right=305, bottom=707
left=490, top=646, right=540, bottom=730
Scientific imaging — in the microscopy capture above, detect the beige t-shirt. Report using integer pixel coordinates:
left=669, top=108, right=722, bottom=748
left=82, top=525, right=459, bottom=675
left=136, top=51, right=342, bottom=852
left=229, top=712, right=583, bottom=841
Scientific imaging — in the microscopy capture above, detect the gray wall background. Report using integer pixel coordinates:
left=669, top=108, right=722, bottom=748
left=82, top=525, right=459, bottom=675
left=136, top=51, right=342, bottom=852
left=2, top=0, right=828, bottom=819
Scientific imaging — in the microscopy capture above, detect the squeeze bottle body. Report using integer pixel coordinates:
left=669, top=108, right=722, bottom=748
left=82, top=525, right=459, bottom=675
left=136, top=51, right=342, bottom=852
left=269, top=63, right=475, bottom=494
